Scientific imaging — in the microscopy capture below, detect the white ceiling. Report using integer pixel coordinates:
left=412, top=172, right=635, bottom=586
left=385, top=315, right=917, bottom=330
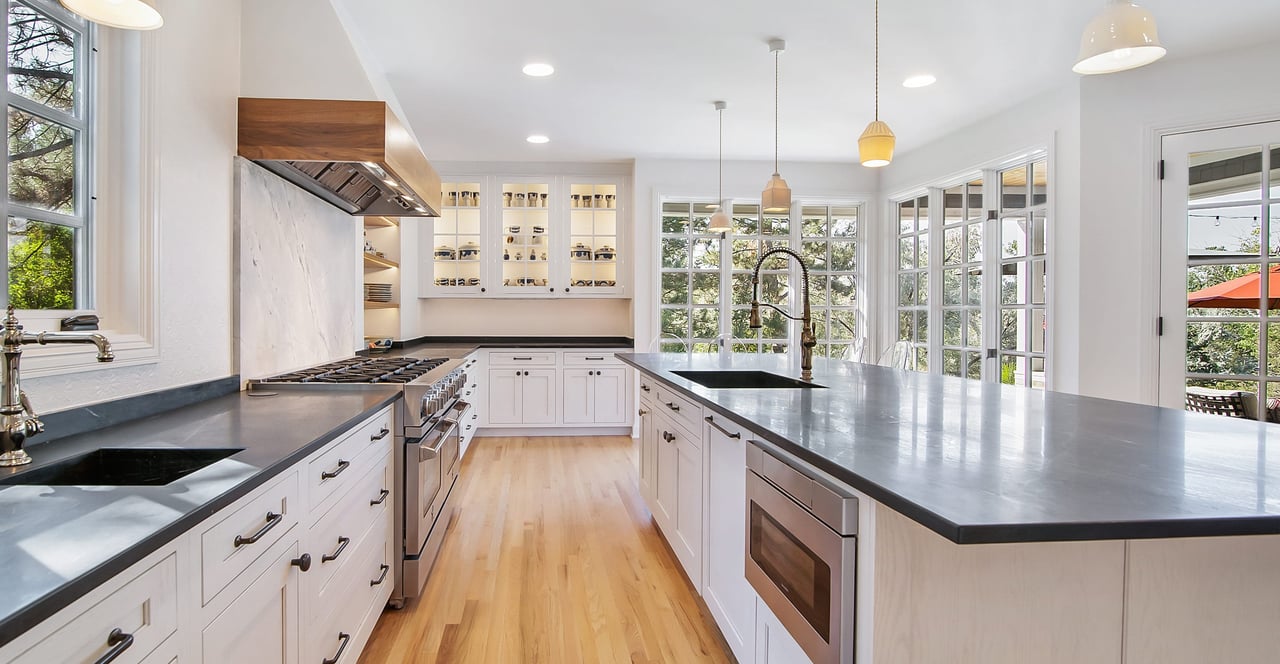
left=331, top=0, right=1280, bottom=163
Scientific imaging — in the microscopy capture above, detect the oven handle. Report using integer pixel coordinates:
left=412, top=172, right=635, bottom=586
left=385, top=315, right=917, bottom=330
left=418, top=419, right=459, bottom=462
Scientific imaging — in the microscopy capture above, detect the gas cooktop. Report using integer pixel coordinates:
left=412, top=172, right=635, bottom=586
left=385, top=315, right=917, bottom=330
left=259, top=356, right=449, bottom=384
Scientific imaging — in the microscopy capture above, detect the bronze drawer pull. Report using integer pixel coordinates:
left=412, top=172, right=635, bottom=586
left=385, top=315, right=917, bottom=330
left=705, top=415, right=742, bottom=439
left=233, top=511, right=282, bottom=547
left=371, top=563, right=390, bottom=586
left=370, top=488, right=390, bottom=506
left=370, top=427, right=390, bottom=441
left=321, top=536, right=351, bottom=563
left=321, top=459, right=350, bottom=480
left=666, top=402, right=680, bottom=412
left=290, top=554, right=311, bottom=572
left=322, top=633, right=351, bottom=664
left=91, top=628, right=134, bottom=664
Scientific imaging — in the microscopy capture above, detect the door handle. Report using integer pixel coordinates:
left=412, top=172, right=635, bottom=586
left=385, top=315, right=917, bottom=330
left=91, top=628, right=134, bottom=664
left=290, top=554, right=312, bottom=572
left=321, top=459, right=350, bottom=480
left=662, top=431, right=676, bottom=443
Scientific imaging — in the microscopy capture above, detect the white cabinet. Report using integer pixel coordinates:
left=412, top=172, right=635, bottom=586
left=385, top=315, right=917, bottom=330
left=420, top=174, right=628, bottom=299
left=755, top=597, right=810, bottom=664
left=201, top=539, right=301, bottom=664
left=562, top=367, right=628, bottom=424
left=488, top=367, right=557, bottom=425
left=704, top=413, right=757, bottom=664
left=654, top=410, right=703, bottom=588
left=522, top=369, right=557, bottom=424
left=637, top=397, right=657, bottom=506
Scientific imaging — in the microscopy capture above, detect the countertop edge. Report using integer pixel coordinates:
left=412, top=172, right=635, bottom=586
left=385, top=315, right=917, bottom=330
left=619, top=355, right=1280, bottom=545
left=0, top=390, right=402, bottom=648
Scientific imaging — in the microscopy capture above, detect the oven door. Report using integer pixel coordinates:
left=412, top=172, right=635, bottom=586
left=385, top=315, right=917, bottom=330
left=746, top=470, right=857, bottom=664
left=404, top=416, right=456, bottom=551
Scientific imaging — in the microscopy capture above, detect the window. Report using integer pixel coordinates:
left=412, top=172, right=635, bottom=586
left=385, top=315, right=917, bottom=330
left=660, top=201, right=722, bottom=353
left=940, top=179, right=984, bottom=379
left=896, top=195, right=930, bottom=370
left=998, top=159, right=1048, bottom=388
left=658, top=199, right=863, bottom=358
left=801, top=204, right=860, bottom=359
left=4, top=0, right=91, bottom=312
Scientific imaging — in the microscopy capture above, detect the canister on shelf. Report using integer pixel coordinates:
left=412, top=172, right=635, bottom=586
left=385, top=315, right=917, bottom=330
left=571, top=194, right=580, bottom=208
left=539, top=193, right=548, bottom=207
left=503, top=191, right=512, bottom=207
left=470, top=191, right=480, bottom=206
left=606, top=194, right=615, bottom=208
left=515, top=192, right=526, bottom=207
left=594, top=194, right=604, bottom=208
left=448, top=191, right=458, bottom=206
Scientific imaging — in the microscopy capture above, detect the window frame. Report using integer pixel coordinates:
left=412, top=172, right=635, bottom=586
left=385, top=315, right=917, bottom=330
left=3, top=0, right=95, bottom=317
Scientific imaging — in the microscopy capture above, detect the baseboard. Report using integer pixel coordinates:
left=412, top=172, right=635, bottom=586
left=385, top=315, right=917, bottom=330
left=476, top=426, right=633, bottom=437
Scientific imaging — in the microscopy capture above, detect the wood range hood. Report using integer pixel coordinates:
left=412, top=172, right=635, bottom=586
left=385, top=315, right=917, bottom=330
left=238, top=98, right=441, bottom=217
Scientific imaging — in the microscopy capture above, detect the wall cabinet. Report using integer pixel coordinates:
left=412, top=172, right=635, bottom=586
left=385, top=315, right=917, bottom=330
left=421, top=175, right=628, bottom=299
left=0, top=406, right=396, bottom=664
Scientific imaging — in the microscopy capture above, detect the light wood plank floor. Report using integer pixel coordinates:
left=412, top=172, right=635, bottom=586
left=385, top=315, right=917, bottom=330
left=359, top=436, right=733, bottom=664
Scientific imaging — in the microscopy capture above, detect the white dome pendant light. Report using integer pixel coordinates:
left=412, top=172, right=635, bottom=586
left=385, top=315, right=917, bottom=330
left=60, top=0, right=163, bottom=30
left=761, top=39, right=792, bottom=215
left=708, top=101, right=733, bottom=234
left=1073, top=0, right=1166, bottom=75
left=858, top=0, right=895, bottom=168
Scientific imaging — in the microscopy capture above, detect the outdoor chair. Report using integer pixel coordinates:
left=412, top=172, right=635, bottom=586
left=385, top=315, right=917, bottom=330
left=1184, top=386, right=1280, bottom=422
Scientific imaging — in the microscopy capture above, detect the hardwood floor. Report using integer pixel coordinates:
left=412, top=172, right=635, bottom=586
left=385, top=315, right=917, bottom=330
left=359, top=436, right=733, bottom=663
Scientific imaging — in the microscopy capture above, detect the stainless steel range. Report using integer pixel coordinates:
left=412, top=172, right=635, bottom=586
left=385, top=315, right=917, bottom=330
left=248, top=352, right=473, bottom=609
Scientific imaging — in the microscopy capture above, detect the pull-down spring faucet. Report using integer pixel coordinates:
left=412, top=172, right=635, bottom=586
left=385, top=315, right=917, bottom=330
left=748, top=247, right=816, bottom=382
left=0, top=305, right=113, bottom=467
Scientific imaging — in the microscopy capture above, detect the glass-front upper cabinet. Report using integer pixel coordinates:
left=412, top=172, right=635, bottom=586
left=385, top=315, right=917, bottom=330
left=567, top=182, right=620, bottom=295
left=500, top=180, right=553, bottom=294
left=429, top=181, right=484, bottom=294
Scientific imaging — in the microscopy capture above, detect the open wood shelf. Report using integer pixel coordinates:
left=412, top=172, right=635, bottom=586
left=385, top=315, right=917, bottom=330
left=364, top=300, right=398, bottom=310
left=363, top=216, right=400, bottom=229
left=363, top=253, right=399, bottom=269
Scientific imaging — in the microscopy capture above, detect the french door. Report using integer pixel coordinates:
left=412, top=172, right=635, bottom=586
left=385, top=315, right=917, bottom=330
left=1158, top=121, right=1280, bottom=419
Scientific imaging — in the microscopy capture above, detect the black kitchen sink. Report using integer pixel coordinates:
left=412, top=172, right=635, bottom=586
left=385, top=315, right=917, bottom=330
left=672, top=370, right=826, bottom=389
left=0, top=447, right=243, bottom=486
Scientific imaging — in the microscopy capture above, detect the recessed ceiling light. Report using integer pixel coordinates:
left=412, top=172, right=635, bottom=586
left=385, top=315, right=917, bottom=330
left=522, top=63, right=555, bottom=77
left=526, top=135, right=550, bottom=144
left=902, top=74, right=937, bottom=88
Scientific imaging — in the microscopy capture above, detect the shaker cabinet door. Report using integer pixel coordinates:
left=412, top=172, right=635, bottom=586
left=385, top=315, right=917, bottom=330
left=591, top=368, right=628, bottom=425
left=561, top=369, right=594, bottom=424
left=201, top=541, right=301, bottom=664
left=487, top=370, right=523, bottom=425
left=521, top=369, right=558, bottom=424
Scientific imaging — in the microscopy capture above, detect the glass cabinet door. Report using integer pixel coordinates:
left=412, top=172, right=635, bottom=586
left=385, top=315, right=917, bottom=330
left=431, top=181, right=484, bottom=293
left=501, top=181, right=553, bottom=293
left=567, top=182, right=619, bottom=293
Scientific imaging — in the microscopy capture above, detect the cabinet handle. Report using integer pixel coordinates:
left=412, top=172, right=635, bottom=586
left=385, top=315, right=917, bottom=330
left=91, top=628, right=134, bottom=664
left=638, top=408, right=649, bottom=416
left=233, top=511, right=282, bottom=547
left=515, top=370, right=521, bottom=376
left=370, top=488, right=390, bottom=506
left=481, top=287, right=486, bottom=293
left=322, top=633, right=351, bottom=664
left=371, top=427, right=390, bottom=441
left=705, top=415, right=742, bottom=439
left=665, top=402, right=680, bottom=412
left=322, top=536, right=351, bottom=563
left=641, top=384, right=651, bottom=393
left=662, top=431, right=676, bottom=443
left=321, top=459, right=350, bottom=480
left=466, top=424, right=473, bottom=431
left=550, top=287, right=556, bottom=292
left=564, top=288, right=570, bottom=293
left=524, top=371, right=530, bottom=376
left=290, top=553, right=312, bottom=572
left=586, top=357, right=604, bottom=360
left=371, top=563, right=390, bottom=586
left=513, top=357, right=533, bottom=360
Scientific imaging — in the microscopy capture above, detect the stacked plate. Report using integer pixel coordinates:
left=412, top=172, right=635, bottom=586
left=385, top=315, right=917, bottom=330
left=364, top=282, right=393, bottom=302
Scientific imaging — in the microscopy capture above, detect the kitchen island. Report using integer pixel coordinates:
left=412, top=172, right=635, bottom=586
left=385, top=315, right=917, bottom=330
left=620, top=352, right=1280, bottom=664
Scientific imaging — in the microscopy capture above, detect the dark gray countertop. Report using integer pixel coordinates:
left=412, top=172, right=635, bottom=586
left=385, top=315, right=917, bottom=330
left=619, top=352, right=1280, bottom=545
left=0, top=387, right=400, bottom=647
left=377, top=336, right=635, bottom=359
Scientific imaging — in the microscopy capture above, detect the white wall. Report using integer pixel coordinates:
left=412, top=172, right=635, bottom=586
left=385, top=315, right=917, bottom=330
left=24, top=0, right=240, bottom=414
left=632, top=158, right=879, bottom=354
left=1077, top=41, right=1280, bottom=403
left=879, top=85, right=1083, bottom=394
left=239, top=0, right=376, bottom=101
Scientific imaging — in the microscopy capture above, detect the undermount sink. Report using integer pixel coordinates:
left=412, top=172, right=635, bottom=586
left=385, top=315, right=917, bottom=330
left=672, top=370, right=826, bottom=390
left=0, top=447, right=243, bottom=486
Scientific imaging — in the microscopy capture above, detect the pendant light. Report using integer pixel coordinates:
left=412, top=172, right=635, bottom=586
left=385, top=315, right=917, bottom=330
left=1073, top=0, right=1166, bottom=75
left=858, top=0, right=894, bottom=168
left=761, top=39, right=791, bottom=214
left=708, top=101, right=733, bottom=233
left=60, top=0, right=163, bottom=30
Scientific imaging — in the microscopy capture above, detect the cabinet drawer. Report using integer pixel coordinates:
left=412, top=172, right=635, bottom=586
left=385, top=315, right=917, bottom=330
left=656, top=386, right=702, bottom=437
left=307, top=407, right=393, bottom=520
left=200, top=470, right=299, bottom=605
left=311, top=516, right=392, bottom=664
left=488, top=351, right=556, bottom=366
left=307, top=452, right=391, bottom=619
left=7, top=553, right=177, bottom=664
left=562, top=351, right=625, bottom=366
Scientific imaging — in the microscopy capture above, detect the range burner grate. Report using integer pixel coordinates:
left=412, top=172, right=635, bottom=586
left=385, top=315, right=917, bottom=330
left=263, top=356, right=448, bottom=384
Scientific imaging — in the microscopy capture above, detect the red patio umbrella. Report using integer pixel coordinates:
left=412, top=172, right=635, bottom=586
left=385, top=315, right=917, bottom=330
left=1187, top=265, right=1280, bottom=309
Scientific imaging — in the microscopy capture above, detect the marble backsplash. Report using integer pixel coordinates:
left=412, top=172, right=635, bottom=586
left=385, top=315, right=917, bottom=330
left=235, top=158, right=360, bottom=380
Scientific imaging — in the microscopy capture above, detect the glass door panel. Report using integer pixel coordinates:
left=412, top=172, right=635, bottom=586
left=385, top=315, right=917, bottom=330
left=501, top=181, right=551, bottom=293
left=432, top=181, right=483, bottom=293
left=568, top=182, right=618, bottom=292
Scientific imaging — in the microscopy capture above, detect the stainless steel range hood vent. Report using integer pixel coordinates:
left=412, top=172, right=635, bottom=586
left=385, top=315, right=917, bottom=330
left=238, top=98, right=441, bottom=217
